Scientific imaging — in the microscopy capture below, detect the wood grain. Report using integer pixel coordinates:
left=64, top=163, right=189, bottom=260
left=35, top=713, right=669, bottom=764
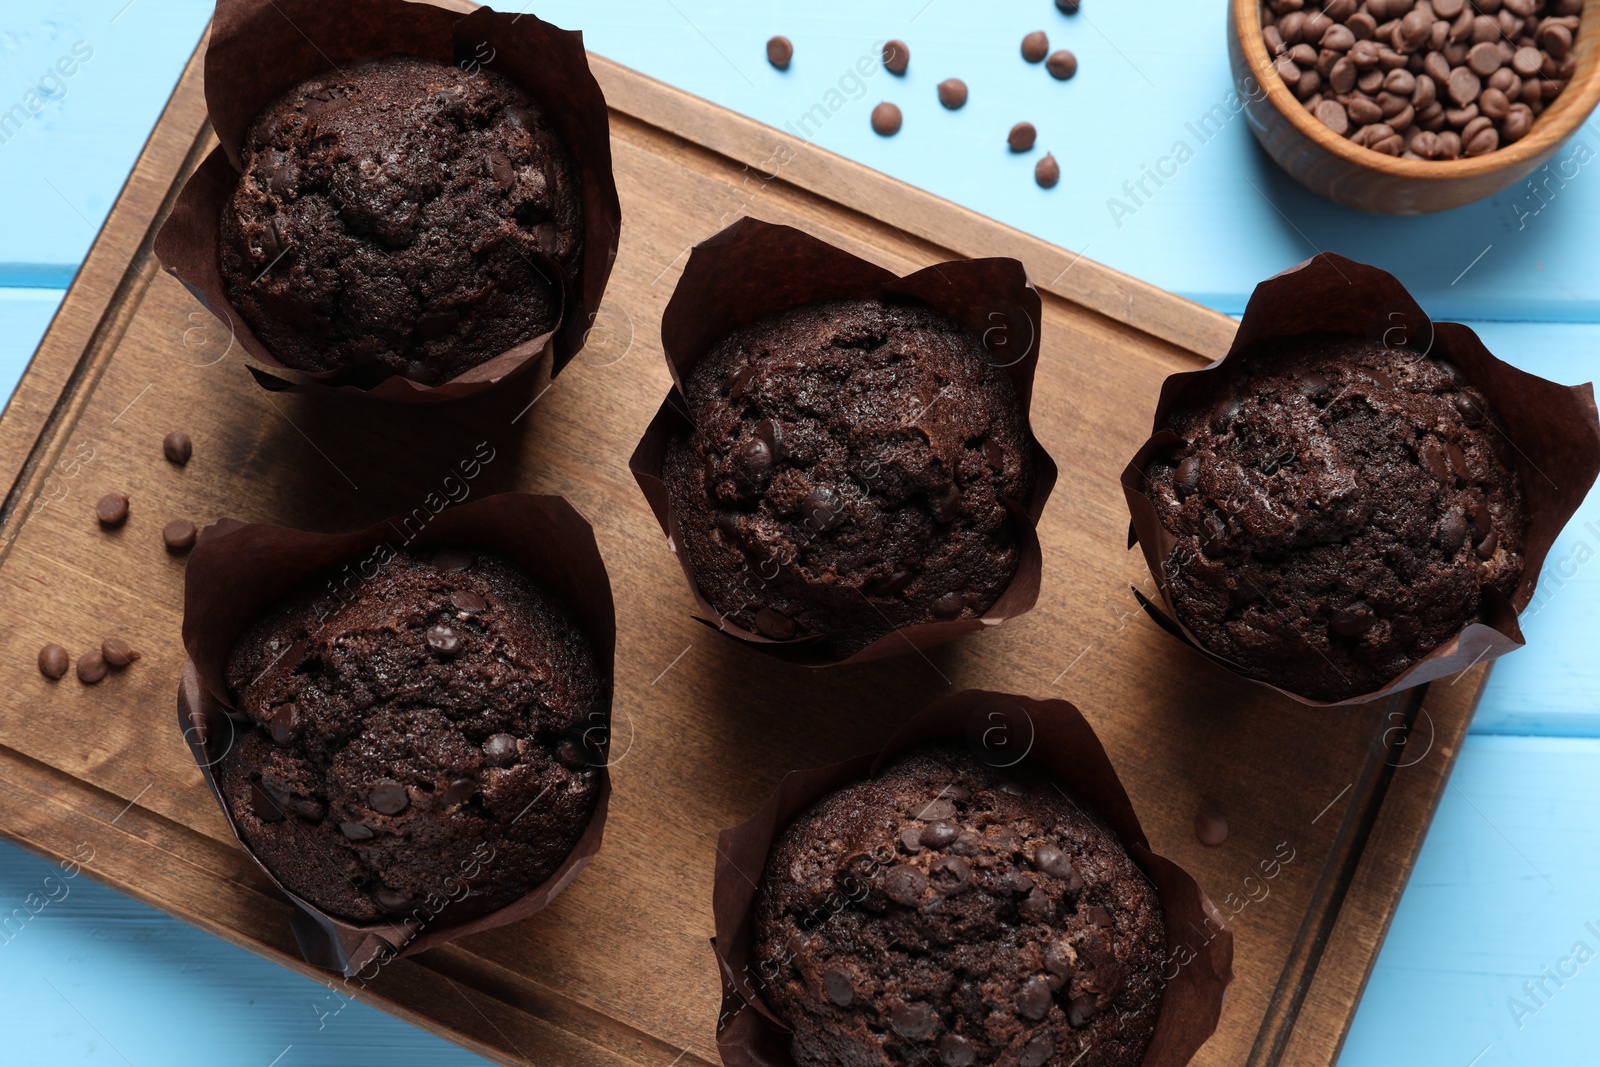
left=0, top=28, right=1486, bottom=1067
left=1230, top=0, right=1600, bottom=215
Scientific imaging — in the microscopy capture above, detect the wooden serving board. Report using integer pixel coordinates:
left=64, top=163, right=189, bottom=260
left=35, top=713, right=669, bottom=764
left=0, top=26, right=1486, bottom=1067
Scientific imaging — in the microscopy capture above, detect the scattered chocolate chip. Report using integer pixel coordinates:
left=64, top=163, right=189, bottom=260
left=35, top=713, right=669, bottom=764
left=921, top=820, right=960, bottom=849
left=1476, top=528, right=1500, bottom=559
left=1015, top=975, right=1052, bottom=1020
left=450, top=590, right=488, bottom=614
left=932, top=591, right=966, bottom=617
left=76, top=650, right=108, bottom=685
left=938, top=1033, right=977, bottom=1067
left=803, top=485, right=844, bottom=531
left=938, top=78, right=969, bottom=110
left=426, top=623, right=462, bottom=656
left=1195, top=809, right=1230, bottom=847
left=982, top=437, right=1006, bottom=471
left=442, top=778, right=478, bottom=808
left=101, top=638, right=140, bottom=668
left=341, top=820, right=375, bottom=841
left=1045, top=939, right=1077, bottom=977
left=1175, top=455, right=1201, bottom=498
left=727, top=364, right=756, bottom=400
left=369, top=778, right=410, bottom=815
left=871, top=101, right=903, bottom=136
left=1018, top=886, right=1053, bottom=922
left=899, top=826, right=924, bottom=853
left=1046, top=50, right=1078, bottom=80
left=766, top=36, right=793, bottom=70
left=374, top=888, right=411, bottom=912
left=1008, top=121, right=1038, bottom=152
left=1033, top=844, right=1084, bottom=889
left=931, top=855, right=973, bottom=892
left=734, top=435, right=773, bottom=483
left=1022, top=31, right=1050, bottom=63
left=483, top=733, right=519, bottom=767
left=38, top=644, right=69, bottom=680
left=1035, top=153, right=1061, bottom=188
left=1067, top=994, right=1098, bottom=1028
left=883, top=39, right=910, bottom=75
left=1020, top=1033, right=1055, bottom=1067
left=95, top=493, right=129, bottom=528
left=252, top=782, right=286, bottom=823
left=883, top=864, right=929, bottom=905
left=890, top=1000, right=937, bottom=1039
left=823, top=968, right=855, bottom=1007
left=754, top=606, right=797, bottom=639
left=269, top=704, right=299, bottom=745
left=163, top=519, right=198, bottom=553
left=162, top=430, right=193, bottom=465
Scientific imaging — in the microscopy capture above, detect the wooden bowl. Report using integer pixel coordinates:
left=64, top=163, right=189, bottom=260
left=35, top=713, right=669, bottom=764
left=1229, top=0, right=1600, bottom=214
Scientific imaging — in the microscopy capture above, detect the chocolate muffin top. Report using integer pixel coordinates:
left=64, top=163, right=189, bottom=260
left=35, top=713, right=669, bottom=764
left=217, top=548, right=604, bottom=924
left=663, top=298, right=1034, bottom=659
left=1144, top=335, right=1527, bottom=701
left=753, top=748, right=1166, bottom=1067
left=221, top=55, right=583, bottom=386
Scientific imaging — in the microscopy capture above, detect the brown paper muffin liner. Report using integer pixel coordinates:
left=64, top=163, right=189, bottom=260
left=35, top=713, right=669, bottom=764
left=176, top=493, right=615, bottom=974
left=154, top=0, right=622, bottom=403
left=629, top=217, right=1058, bottom=667
left=712, top=690, right=1233, bottom=1067
left=1122, top=253, right=1600, bottom=707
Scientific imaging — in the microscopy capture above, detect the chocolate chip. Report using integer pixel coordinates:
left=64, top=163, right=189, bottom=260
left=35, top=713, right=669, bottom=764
left=1019, top=1034, right=1054, bottom=1067
left=341, top=820, right=375, bottom=841
left=426, top=623, right=461, bottom=656
left=374, top=888, right=411, bottom=913
left=1331, top=601, right=1377, bottom=637
left=890, top=1000, right=937, bottom=1039
left=1045, top=939, right=1077, bottom=977
left=483, top=733, right=519, bottom=767
left=823, top=968, right=855, bottom=1007
left=1046, top=50, right=1078, bottom=80
left=450, top=590, right=488, bottom=614
left=37, top=644, right=69, bottom=680
left=921, top=820, right=960, bottom=849
left=162, top=431, right=193, bottom=465
left=1067, top=994, right=1098, bottom=1028
left=727, top=364, right=756, bottom=400
left=883, top=40, right=910, bottom=75
left=1022, top=31, right=1050, bottom=63
left=766, top=36, right=793, bottom=70
left=76, top=650, right=108, bottom=684
left=1470, top=496, right=1492, bottom=540
left=1008, top=122, right=1038, bottom=152
left=734, top=435, right=773, bottom=484
left=938, top=78, right=968, bottom=110
left=163, top=519, right=198, bottom=553
left=1033, top=844, right=1083, bottom=890
left=932, top=591, right=966, bottom=617
left=754, top=607, right=796, bottom=639
left=1195, top=809, right=1230, bottom=847
left=931, top=855, right=973, bottom=893
left=101, top=638, right=139, bottom=668
left=938, top=1033, right=977, bottom=1067
left=803, top=486, right=844, bottom=531
left=1476, top=528, right=1500, bottom=559
left=432, top=548, right=473, bottom=572
left=883, top=864, right=928, bottom=905
left=1055, top=0, right=1080, bottom=11
left=442, top=778, right=478, bottom=808
left=871, top=102, right=903, bottom=136
left=1315, top=98, right=1350, bottom=134
left=269, top=704, right=298, bottom=744
left=1087, top=904, right=1114, bottom=928
left=1438, top=507, right=1469, bottom=554
left=1018, top=886, right=1053, bottom=922
left=1035, top=153, right=1060, bottom=189
left=95, top=493, right=129, bottom=527
left=1420, top=439, right=1453, bottom=482
left=1447, top=66, right=1481, bottom=106
left=487, top=152, right=515, bottom=192
left=1175, top=455, right=1201, bottom=498
left=899, top=826, right=924, bottom=853
left=983, top=437, right=1006, bottom=471
left=368, top=778, right=409, bottom=816
left=252, top=782, right=286, bottom=823
left=1015, top=975, right=1052, bottom=1020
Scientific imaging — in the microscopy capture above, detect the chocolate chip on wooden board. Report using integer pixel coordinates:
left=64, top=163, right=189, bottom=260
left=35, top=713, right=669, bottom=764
left=766, top=36, right=793, bottom=70
left=162, top=430, right=193, bottom=465
left=95, top=492, right=129, bottom=527
left=1260, top=0, right=1583, bottom=158
left=76, top=650, right=108, bottom=685
left=163, top=519, right=198, bottom=553
left=37, top=644, right=69, bottom=680
left=101, top=638, right=140, bottom=667
left=871, top=101, right=903, bottom=136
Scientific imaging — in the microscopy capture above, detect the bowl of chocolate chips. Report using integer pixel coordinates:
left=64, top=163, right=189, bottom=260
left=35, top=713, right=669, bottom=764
left=1230, top=0, right=1600, bottom=213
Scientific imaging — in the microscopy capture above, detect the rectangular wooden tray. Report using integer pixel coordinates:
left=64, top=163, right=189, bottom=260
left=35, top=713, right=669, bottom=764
left=0, top=27, right=1485, bottom=1067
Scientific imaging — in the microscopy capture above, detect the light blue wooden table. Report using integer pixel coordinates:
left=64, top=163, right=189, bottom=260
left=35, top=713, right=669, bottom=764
left=2, top=2, right=1596, bottom=1064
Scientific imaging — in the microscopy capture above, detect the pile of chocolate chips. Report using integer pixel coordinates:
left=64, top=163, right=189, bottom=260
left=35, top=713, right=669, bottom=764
left=1262, top=0, right=1584, bottom=159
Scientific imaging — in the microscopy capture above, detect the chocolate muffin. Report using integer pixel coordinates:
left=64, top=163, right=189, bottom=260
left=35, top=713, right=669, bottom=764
left=663, top=299, right=1034, bottom=658
left=220, top=55, right=583, bottom=386
left=1144, top=335, right=1528, bottom=701
left=752, top=748, right=1166, bottom=1067
left=216, top=547, right=604, bottom=924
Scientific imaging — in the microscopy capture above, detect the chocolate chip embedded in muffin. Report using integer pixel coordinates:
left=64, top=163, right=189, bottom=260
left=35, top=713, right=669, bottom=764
left=662, top=298, right=1034, bottom=659
left=220, top=56, right=584, bottom=387
left=753, top=747, right=1166, bottom=1067
left=1144, top=335, right=1528, bottom=701
left=217, top=548, right=604, bottom=923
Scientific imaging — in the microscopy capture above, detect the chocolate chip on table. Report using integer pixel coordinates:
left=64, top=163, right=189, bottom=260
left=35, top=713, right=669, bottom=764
left=101, top=638, right=140, bottom=668
left=1035, top=153, right=1060, bottom=188
left=37, top=644, right=70, bottom=680
left=1008, top=121, right=1038, bottom=151
left=95, top=492, right=129, bottom=527
left=76, top=650, right=108, bottom=685
left=1045, top=50, right=1078, bottom=80
left=1195, top=809, right=1230, bottom=847
left=766, top=35, right=793, bottom=70
left=871, top=101, right=903, bottom=136
left=938, top=78, right=969, bottom=110
left=163, top=519, right=198, bottom=553
left=1021, top=30, right=1049, bottom=63
left=883, top=39, right=910, bottom=76
left=162, top=430, right=193, bottom=465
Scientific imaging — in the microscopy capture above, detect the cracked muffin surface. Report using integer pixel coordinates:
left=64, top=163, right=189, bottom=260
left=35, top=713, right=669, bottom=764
left=218, top=547, right=604, bottom=924
left=221, top=55, right=583, bottom=386
left=1144, top=335, right=1527, bottom=701
left=753, top=748, right=1166, bottom=1067
left=663, top=298, right=1035, bottom=658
